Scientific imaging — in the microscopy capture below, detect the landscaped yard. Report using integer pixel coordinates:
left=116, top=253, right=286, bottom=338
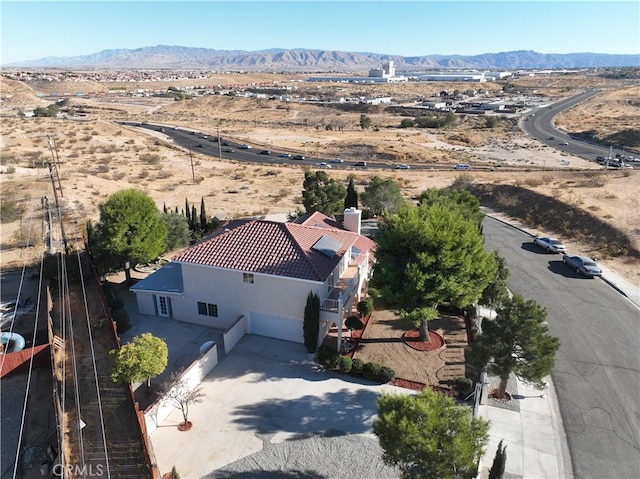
left=352, top=309, right=470, bottom=392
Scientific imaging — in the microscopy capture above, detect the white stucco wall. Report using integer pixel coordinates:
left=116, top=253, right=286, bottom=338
left=178, top=264, right=323, bottom=330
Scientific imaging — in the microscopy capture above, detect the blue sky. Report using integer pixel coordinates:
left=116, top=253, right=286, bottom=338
left=1, top=1, right=639, bottom=64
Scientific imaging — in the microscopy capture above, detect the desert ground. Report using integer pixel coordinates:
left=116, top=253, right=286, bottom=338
left=1, top=72, right=638, bottom=285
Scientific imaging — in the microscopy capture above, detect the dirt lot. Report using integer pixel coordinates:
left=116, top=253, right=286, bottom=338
left=1, top=73, right=638, bottom=286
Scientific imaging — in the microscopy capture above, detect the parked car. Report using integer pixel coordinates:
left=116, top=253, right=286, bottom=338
left=293, top=155, right=306, bottom=160
left=562, top=254, right=602, bottom=277
left=279, top=153, right=292, bottom=158
left=354, top=161, right=367, bottom=167
left=394, top=164, right=410, bottom=169
left=533, top=237, right=566, bottom=253
left=260, top=150, right=271, bottom=155
left=331, top=158, right=344, bottom=163
left=240, top=144, right=252, bottom=149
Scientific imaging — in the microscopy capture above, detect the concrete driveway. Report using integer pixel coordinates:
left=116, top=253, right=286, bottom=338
left=149, top=335, right=407, bottom=479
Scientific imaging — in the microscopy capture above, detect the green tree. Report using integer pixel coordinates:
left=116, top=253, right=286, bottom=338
left=418, top=188, right=484, bottom=228
left=360, top=176, right=404, bottom=216
left=303, top=291, right=320, bottom=353
left=372, top=201, right=496, bottom=340
left=110, top=333, right=168, bottom=388
left=91, top=189, right=167, bottom=274
left=488, top=439, right=507, bottom=479
left=199, top=197, right=207, bottom=231
left=359, top=114, right=372, bottom=130
left=400, top=307, right=439, bottom=342
left=374, top=387, right=489, bottom=478
left=469, top=294, right=560, bottom=398
left=344, top=176, right=359, bottom=209
left=357, top=298, right=374, bottom=318
left=485, top=116, right=499, bottom=129
left=161, top=212, right=191, bottom=251
left=302, top=171, right=347, bottom=216
left=479, top=252, right=510, bottom=310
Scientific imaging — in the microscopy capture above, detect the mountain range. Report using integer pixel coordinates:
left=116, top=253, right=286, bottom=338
left=5, top=45, right=638, bottom=70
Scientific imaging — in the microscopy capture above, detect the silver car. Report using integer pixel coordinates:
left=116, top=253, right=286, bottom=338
left=562, top=254, right=602, bottom=277
left=533, top=237, right=566, bottom=253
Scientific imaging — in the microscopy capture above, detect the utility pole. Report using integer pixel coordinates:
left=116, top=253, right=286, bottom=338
left=44, top=135, right=67, bottom=250
left=187, top=137, right=195, bottom=181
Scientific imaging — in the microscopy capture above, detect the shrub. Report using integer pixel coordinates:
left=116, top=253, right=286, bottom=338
left=357, top=299, right=374, bottom=318
left=363, top=362, right=382, bottom=380
left=107, top=295, right=124, bottom=310
left=345, top=315, right=364, bottom=331
left=338, top=356, right=353, bottom=373
left=378, top=366, right=396, bottom=383
left=451, top=376, right=474, bottom=399
left=317, top=345, right=340, bottom=369
left=351, top=358, right=364, bottom=375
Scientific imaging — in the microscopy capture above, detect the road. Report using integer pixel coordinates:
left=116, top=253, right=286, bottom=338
left=483, top=216, right=640, bottom=479
left=521, top=90, right=637, bottom=165
left=117, top=121, right=444, bottom=172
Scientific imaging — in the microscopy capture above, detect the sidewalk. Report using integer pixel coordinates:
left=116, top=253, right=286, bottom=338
left=477, top=374, right=572, bottom=479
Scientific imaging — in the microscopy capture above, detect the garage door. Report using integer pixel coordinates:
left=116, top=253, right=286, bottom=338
left=249, top=311, right=303, bottom=344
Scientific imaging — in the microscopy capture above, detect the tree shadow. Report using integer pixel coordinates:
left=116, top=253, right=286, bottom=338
left=230, top=388, right=380, bottom=437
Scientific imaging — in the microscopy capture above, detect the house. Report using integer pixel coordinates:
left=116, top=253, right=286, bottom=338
left=130, top=208, right=375, bottom=347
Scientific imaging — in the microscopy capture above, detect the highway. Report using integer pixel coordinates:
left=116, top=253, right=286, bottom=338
left=521, top=90, right=636, bottom=164
left=483, top=216, right=640, bottom=479
left=117, top=121, right=439, bottom=172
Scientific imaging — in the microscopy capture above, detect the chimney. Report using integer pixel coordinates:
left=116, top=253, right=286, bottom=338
left=343, top=208, right=361, bottom=235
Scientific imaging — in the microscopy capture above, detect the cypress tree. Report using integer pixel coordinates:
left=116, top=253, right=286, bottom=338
left=163, top=202, right=168, bottom=214
left=344, top=176, right=358, bottom=209
left=200, top=197, right=207, bottom=231
left=191, top=205, right=198, bottom=231
left=303, top=292, right=320, bottom=353
left=488, top=439, right=507, bottom=479
left=185, top=198, right=191, bottom=222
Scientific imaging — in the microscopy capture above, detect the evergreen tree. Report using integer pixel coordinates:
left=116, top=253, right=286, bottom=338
left=302, top=171, right=347, bottom=216
left=185, top=198, right=191, bottom=222
left=91, top=189, right=167, bottom=274
left=303, top=292, right=320, bottom=353
left=360, top=176, right=404, bottom=216
left=163, top=202, right=168, bottom=214
left=374, top=387, right=489, bottom=478
left=200, top=197, right=207, bottom=232
left=470, top=295, right=560, bottom=397
left=344, top=176, right=359, bottom=209
left=191, top=205, right=198, bottom=231
left=488, top=439, right=507, bottom=479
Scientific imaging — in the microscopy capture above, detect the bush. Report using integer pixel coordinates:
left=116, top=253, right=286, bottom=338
left=451, top=376, right=473, bottom=399
left=363, top=362, right=382, bottom=380
left=111, top=308, right=130, bottom=333
left=317, top=345, right=340, bottom=369
left=357, top=299, right=374, bottom=318
left=378, top=366, right=396, bottom=383
left=351, top=358, right=364, bottom=375
left=338, top=356, right=353, bottom=373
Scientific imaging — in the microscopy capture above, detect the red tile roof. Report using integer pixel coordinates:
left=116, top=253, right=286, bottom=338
left=173, top=217, right=375, bottom=282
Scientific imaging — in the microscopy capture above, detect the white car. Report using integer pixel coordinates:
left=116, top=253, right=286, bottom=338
left=240, top=144, right=252, bottom=149
left=394, top=164, right=410, bottom=169
left=279, top=153, right=292, bottom=158
left=453, top=164, right=471, bottom=170
left=316, top=162, right=332, bottom=169
left=331, top=158, right=344, bottom=163
left=533, top=236, right=566, bottom=253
